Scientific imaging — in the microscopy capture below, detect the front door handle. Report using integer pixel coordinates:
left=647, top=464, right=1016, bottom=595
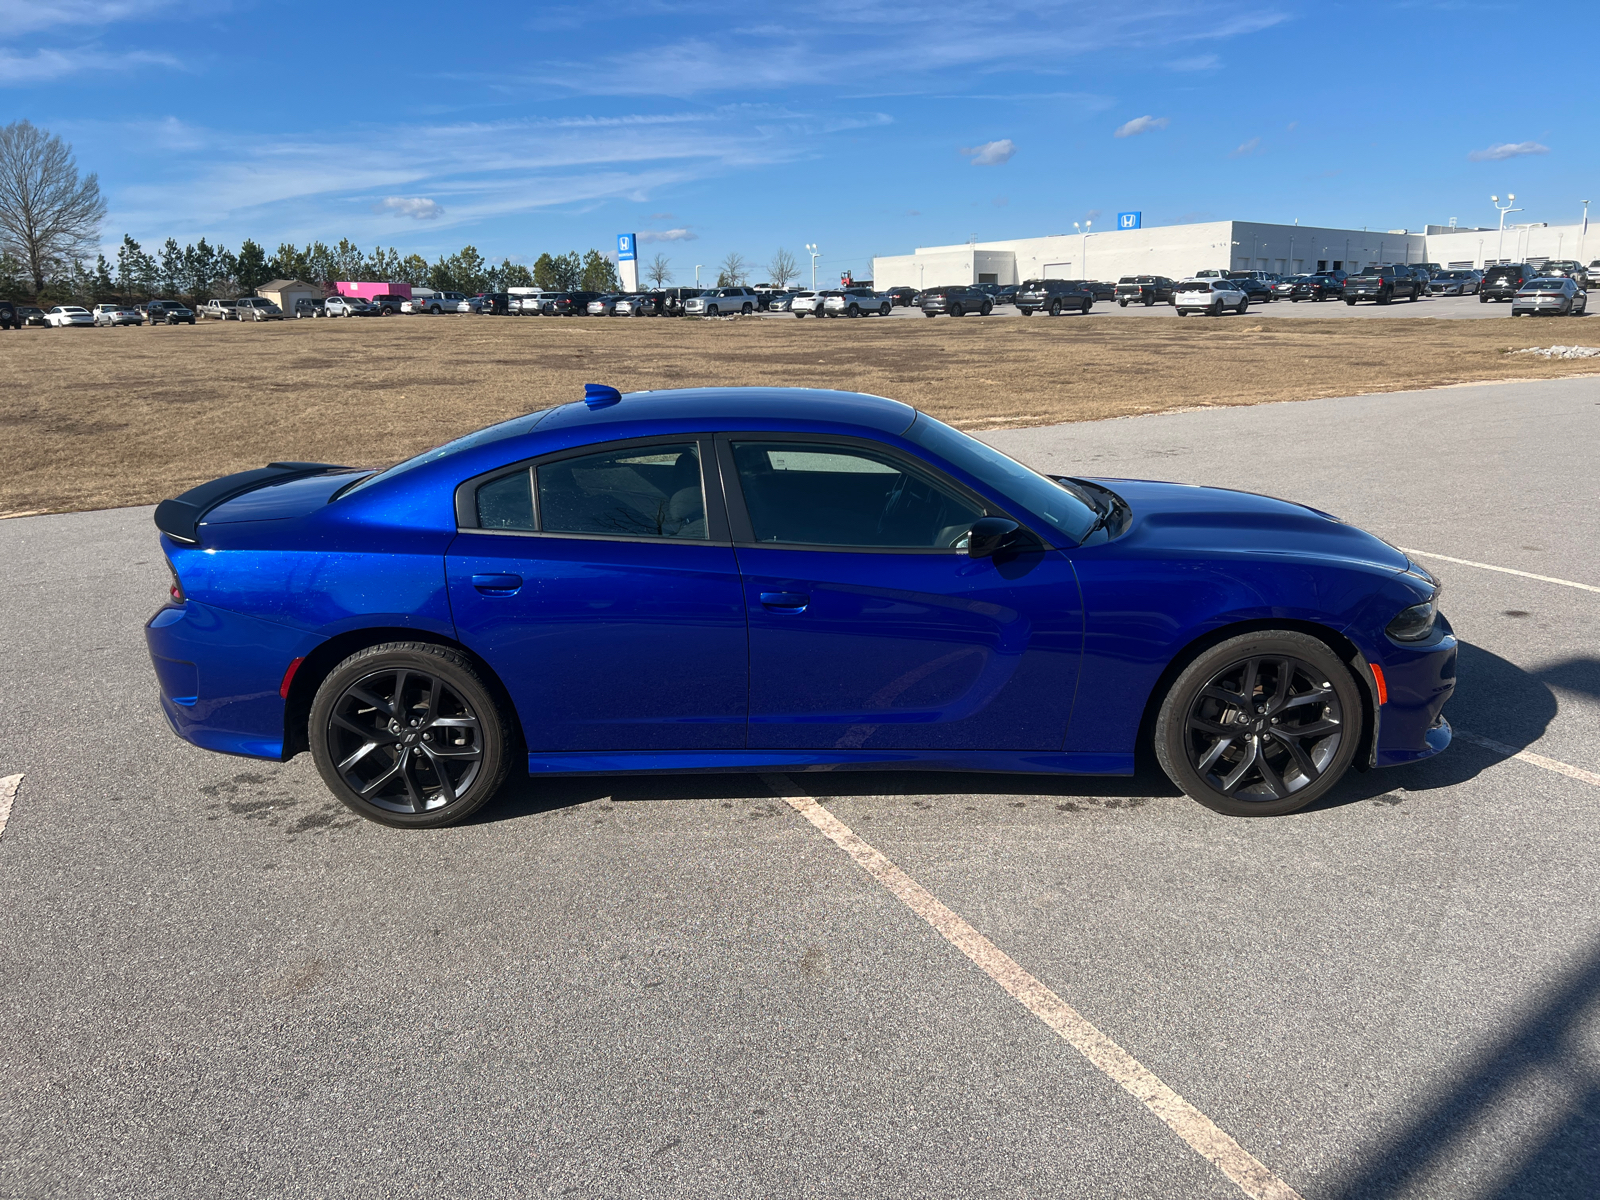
left=759, top=591, right=809, bottom=612
left=471, top=573, right=523, bottom=594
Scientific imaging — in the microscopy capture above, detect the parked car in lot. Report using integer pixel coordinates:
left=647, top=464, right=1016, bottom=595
left=1115, top=276, right=1178, bottom=306
left=789, top=291, right=825, bottom=318
left=1289, top=275, right=1344, bottom=302
left=1016, top=279, right=1094, bottom=316
left=0, top=300, right=17, bottom=329
left=46, top=305, right=95, bottom=327
left=17, top=305, right=48, bottom=326
left=136, top=300, right=196, bottom=324
left=1536, top=260, right=1589, bottom=287
left=236, top=297, right=285, bottom=322
left=471, top=293, right=512, bottom=315
left=512, top=291, right=563, bottom=315
left=1342, top=266, right=1422, bottom=305
left=1224, top=272, right=1276, bottom=303
left=1478, top=264, right=1538, bottom=303
left=291, top=297, right=323, bottom=318
left=919, top=285, right=993, bottom=317
left=366, top=293, right=406, bottom=315
left=199, top=299, right=239, bottom=321
left=1174, top=278, right=1249, bottom=316
left=324, top=294, right=379, bottom=317
left=1271, top=275, right=1307, bottom=300
left=536, top=291, right=601, bottom=316
left=883, top=286, right=920, bottom=307
left=92, top=302, right=144, bottom=326
left=586, top=293, right=628, bottom=317
left=145, top=384, right=1456, bottom=828
left=823, top=286, right=892, bottom=318
left=1510, top=277, right=1588, bottom=317
left=1427, top=270, right=1480, bottom=296
left=613, top=293, right=661, bottom=316
left=763, top=293, right=797, bottom=314
left=403, top=291, right=467, bottom=315
left=685, top=287, right=761, bottom=316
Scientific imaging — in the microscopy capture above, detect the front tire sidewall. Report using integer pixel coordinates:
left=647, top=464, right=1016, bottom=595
left=309, top=642, right=511, bottom=828
left=1154, top=630, right=1364, bottom=817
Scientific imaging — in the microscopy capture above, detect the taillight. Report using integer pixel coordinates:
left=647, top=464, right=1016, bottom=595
left=165, top=558, right=184, bottom=604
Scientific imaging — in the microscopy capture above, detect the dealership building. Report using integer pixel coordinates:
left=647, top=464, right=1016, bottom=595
left=870, top=216, right=1595, bottom=289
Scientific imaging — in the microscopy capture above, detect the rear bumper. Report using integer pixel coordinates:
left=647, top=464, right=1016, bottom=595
left=145, top=600, right=315, bottom=761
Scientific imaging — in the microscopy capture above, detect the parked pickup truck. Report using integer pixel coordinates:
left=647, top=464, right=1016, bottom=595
left=402, top=291, right=466, bottom=314
left=1113, top=276, right=1177, bottom=306
left=1342, top=265, right=1422, bottom=305
left=199, top=299, right=239, bottom=320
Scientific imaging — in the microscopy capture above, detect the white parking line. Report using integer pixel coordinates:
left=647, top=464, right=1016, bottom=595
left=1455, top=730, right=1600, bottom=788
left=1401, top=549, right=1600, bottom=594
left=763, top=774, right=1304, bottom=1200
left=0, top=774, right=21, bottom=841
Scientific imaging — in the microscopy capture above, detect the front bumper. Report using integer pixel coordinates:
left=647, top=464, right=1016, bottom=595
left=1370, top=620, right=1458, bottom=768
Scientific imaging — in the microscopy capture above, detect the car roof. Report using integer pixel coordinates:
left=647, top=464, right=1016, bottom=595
left=538, top=387, right=915, bottom=436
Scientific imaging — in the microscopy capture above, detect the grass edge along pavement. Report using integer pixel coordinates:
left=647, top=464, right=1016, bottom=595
left=2, top=314, right=1598, bottom=516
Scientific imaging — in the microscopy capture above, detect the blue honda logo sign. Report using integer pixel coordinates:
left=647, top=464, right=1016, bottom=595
left=617, top=233, right=636, bottom=262
left=1117, top=211, right=1142, bottom=230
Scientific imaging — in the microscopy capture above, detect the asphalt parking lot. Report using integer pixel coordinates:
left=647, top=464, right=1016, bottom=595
left=765, top=294, right=1588, bottom=321
left=1, top=375, right=1596, bottom=1199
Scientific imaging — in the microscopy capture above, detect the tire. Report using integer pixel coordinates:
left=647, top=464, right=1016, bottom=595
left=1118, top=300, right=1127, bottom=308
left=950, top=304, right=964, bottom=317
left=795, top=312, right=805, bottom=318
left=879, top=304, right=890, bottom=316
left=1237, top=300, right=1248, bottom=314
left=1144, top=295, right=1155, bottom=307
left=1345, top=299, right=1357, bottom=306
left=1081, top=300, right=1092, bottom=314
left=1479, top=295, right=1488, bottom=304
left=848, top=304, right=860, bottom=318
left=1376, top=290, right=1390, bottom=306
left=707, top=305, right=718, bottom=316
left=1154, top=630, right=1363, bottom=817
left=1407, top=288, right=1417, bottom=302
left=1208, top=302, right=1220, bottom=316
left=309, top=642, right=512, bottom=829
left=924, top=311, right=937, bottom=318
left=979, top=301, right=992, bottom=316
left=742, top=303, right=753, bottom=315
left=1179, top=310, right=1190, bottom=317
left=1050, top=300, right=1063, bottom=317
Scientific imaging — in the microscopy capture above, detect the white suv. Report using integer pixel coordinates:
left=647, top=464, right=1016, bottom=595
left=1174, top=277, right=1250, bottom=316
left=822, top=286, right=892, bottom=318
left=789, top=291, right=825, bottom=318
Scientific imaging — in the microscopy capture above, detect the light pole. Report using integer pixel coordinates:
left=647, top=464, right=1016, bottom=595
left=1073, top=220, right=1092, bottom=276
left=805, top=244, right=820, bottom=291
left=1492, top=194, right=1520, bottom=263
left=694, top=264, right=702, bottom=286
left=1580, top=200, right=1591, bottom=266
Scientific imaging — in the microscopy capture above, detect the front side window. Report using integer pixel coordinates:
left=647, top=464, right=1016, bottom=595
left=475, top=443, right=707, bottom=539
left=731, top=441, right=982, bottom=549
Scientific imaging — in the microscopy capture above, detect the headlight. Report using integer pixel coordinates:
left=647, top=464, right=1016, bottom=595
left=1386, top=593, right=1440, bottom=641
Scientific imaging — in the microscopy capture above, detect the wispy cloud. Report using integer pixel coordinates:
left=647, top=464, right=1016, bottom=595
left=1229, top=136, right=1262, bottom=157
left=1467, top=141, right=1549, bottom=162
left=1115, top=115, right=1169, bottom=138
left=0, top=45, right=178, bottom=84
left=638, top=228, right=696, bottom=243
left=379, top=196, right=444, bottom=220
left=961, top=138, right=1015, bottom=166
left=0, top=0, right=175, bottom=36
left=1168, top=53, right=1220, bottom=70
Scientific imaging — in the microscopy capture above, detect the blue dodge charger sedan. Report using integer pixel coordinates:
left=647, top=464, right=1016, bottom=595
left=146, top=386, right=1455, bottom=827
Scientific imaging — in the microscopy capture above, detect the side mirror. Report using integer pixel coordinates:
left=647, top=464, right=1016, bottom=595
left=967, top=517, right=1021, bottom=559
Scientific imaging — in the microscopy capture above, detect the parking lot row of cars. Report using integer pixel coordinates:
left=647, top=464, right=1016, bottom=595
left=5, top=259, right=1593, bottom=329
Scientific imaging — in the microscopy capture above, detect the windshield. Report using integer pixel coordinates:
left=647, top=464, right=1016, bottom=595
left=340, top=410, right=553, bottom=498
left=904, top=414, right=1098, bottom=544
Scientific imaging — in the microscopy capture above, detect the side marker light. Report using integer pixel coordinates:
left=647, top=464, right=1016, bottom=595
left=280, top=656, right=306, bottom=699
left=1370, top=662, right=1388, bottom=706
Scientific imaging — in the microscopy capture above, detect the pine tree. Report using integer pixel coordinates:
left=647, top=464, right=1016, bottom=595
left=581, top=248, right=620, bottom=291
left=234, top=238, right=269, bottom=291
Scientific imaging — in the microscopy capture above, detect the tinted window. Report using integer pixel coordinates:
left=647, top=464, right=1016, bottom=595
left=732, top=441, right=981, bottom=549
left=477, top=470, right=535, bottom=529
left=539, top=443, right=706, bottom=539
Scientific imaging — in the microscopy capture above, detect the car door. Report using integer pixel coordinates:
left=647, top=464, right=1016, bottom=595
left=446, top=435, right=749, bottom=754
left=721, top=434, right=1083, bottom=752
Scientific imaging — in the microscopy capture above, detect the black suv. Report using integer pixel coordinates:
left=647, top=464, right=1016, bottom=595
left=540, top=291, right=604, bottom=316
left=141, top=300, right=197, bottom=325
left=1224, top=272, right=1276, bottom=303
left=883, top=286, right=919, bottom=307
left=1479, top=264, right=1539, bottom=303
left=919, top=286, right=993, bottom=317
left=1016, top=279, right=1095, bottom=316
left=0, top=300, right=17, bottom=330
left=1114, top=276, right=1177, bottom=306
left=1290, top=275, right=1344, bottom=302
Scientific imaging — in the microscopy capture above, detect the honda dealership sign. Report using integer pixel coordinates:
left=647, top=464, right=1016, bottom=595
left=617, top=233, right=638, bottom=291
left=1117, top=212, right=1142, bottom=230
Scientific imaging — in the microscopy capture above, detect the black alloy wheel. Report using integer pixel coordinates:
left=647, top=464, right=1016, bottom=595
left=879, top=303, right=891, bottom=316
left=1082, top=300, right=1092, bottom=313
left=1050, top=300, right=1063, bottom=316
left=848, top=304, right=860, bottom=317
left=310, top=642, right=510, bottom=828
left=950, top=303, right=964, bottom=317
left=1155, top=631, right=1362, bottom=817
left=1144, top=295, right=1155, bottom=306
left=742, top=303, right=753, bottom=315
left=980, top=301, right=993, bottom=316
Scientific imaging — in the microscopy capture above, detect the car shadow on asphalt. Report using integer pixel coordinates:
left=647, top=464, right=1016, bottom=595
left=473, top=640, right=1582, bottom=824
left=1329, top=934, right=1600, bottom=1199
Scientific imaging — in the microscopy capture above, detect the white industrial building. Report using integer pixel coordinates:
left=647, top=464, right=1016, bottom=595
left=871, top=218, right=1595, bottom=289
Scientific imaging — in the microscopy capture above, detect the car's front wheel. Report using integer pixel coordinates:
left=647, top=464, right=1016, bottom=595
left=309, top=642, right=512, bottom=828
left=1155, top=631, right=1363, bottom=817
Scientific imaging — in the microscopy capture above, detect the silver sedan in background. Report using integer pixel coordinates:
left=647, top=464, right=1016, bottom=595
left=1428, top=270, right=1481, bottom=296
left=1510, top=278, right=1588, bottom=316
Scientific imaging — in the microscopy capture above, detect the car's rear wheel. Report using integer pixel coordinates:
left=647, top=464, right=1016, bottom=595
left=848, top=304, right=860, bottom=317
left=924, top=311, right=937, bottom=318
left=950, top=304, right=964, bottom=317
left=1050, top=300, right=1063, bottom=316
left=310, top=642, right=511, bottom=828
left=742, top=303, right=753, bottom=315
left=1155, top=631, right=1363, bottom=817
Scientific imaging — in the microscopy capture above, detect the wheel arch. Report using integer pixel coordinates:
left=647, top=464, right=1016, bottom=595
left=282, top=626, right=523, bottom=760
left=1131, top=617, right=1378, bottom=774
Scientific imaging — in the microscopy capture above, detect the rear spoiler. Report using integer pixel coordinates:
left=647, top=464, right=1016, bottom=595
left=154, top=461, right=351, bottom=544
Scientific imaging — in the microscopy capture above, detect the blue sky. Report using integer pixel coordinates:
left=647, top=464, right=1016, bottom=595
left=4, top=1, right=1594, bottom=283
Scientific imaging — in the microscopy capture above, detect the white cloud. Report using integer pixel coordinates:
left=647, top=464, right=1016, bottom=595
left=962, top=138, right=1015, bottom=165
left=0, top=0, right=173, bottom=36
left=1467, top=141, right=1550, bottom=162
left=380, top=196, right=444, bottom=219
left=1168, top=53, right=1220, bottom=70
left=1229, top=137, right=1262, bottom=158
left=1114, top=115, right=1170, bottom=138
left=0, top=45, right=178, bottom=84
left=649, top=211, right=675, bottom=220
left=638, top=228, right=697, bottom=243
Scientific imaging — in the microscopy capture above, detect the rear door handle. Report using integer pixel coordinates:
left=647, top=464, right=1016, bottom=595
left=759, top=591, right=809, bottom=612
left=471, top=573, right=523, bottom=594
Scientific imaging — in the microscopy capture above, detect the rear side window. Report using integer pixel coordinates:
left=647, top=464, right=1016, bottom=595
left=475, top=443, right=707, bottom=539
left=731, top=442, right=982, bottom=549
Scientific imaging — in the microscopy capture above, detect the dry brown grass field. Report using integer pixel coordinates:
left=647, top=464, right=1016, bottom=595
left=2, top=314, right=1595, bottom=515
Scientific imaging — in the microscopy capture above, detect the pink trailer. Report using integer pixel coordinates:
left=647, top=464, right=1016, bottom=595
left=336, top=281, right=413, bottom=300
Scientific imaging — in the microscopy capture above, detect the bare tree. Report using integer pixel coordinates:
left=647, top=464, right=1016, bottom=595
left=767, top=247, right=798, bottom=289
left=0, top=121, right=105, bottom=295
left=716, top=251, right=747, bottom=287
left=646, top=252, right=673, bottom=287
